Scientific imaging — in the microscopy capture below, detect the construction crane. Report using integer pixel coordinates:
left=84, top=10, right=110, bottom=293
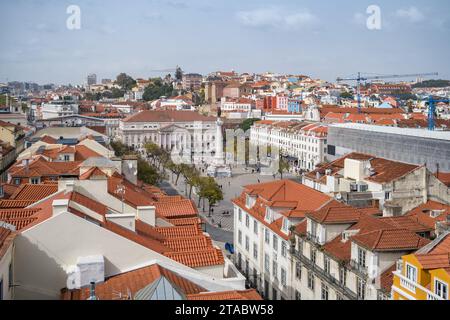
left=427, top=96, right=450, bottom=131
left=336, top=72, right=438, bottom=113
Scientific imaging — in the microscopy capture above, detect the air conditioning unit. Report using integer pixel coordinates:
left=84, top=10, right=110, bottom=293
left=357, top=183, right=368, bottom=192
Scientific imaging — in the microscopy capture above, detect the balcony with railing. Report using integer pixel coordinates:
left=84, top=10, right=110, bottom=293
left=349, top=259, right=369, bottom=278
left=292, top=249, right=357, bottom=300
left=306, top=231, right=320, bottom=244
left=393, top=271, right=445, bottom=300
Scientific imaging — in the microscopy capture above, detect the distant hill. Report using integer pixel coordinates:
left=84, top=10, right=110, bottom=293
left=412, top=79, right=450, bottom=88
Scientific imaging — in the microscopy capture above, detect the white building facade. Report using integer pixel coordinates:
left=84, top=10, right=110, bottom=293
left=250, top=121, right=328, bottom=171
left=118, top=110, right=218, bottom=163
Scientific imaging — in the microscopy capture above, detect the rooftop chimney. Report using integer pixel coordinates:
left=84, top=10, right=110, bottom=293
left=137, top=206, right=156, bottom=227
left=65, top=180, right=75, bottom=194
left=52, top=199, right=70, bottom=216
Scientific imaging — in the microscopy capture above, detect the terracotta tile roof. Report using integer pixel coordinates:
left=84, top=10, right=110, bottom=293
left=70, top=192, right=108, bottom=216
left=10, top=183, right=58, bottom=201
left=104, top=220, right=171, bottom=254
left=320, top=106, right=404, bottom=117
left=378, top=216, right=433, bottom=233
left=429, top=233, right=450, bottom=255
left=243, top=180, right=332, bottom=211
left=306, top=202, right=379, bottom=224
left=62, top=264, right=205, bottom=300
left=155, top=200, right=198, bottom=219
left=154, top=225, right=203, bottom=238
left=322, top=215, right=401, bottom=262
left=11, top=174, right=224, bottom=269
left=187, top=289, right=262, bottom=300
left=79, top=167, right=108, bottom=180
left=351, top=229, right=430, bottom=252
left=380, top=264, right=396, bottom=293
left=406, top=201, right=450, bottom=228
left=435, top=172, right=450, bottom=187
left=135, top=217, right=167, bottom=239
left=234, top=180, right=333, bottom=239
left=0, top=226, right=15, bottom=260
left=123, top=110, right=216, bottom=123
left=305, top=152, right=420, bottom=184
left=322, top=234, right=352, bottom=262
left=0, top=184, right=19, bottom=198
left=74, top=145, right=102, bottom=161
left=165, top=217, right=202, bottom=226
left=156, top=195, right=185, bottom=202
left=412, top=234, right=450, bottom=270
left=294, top=219, right=307, bottom=236
left=165, top=248, right=224, bottom=268
left=40, top=135, right=57, bottom=144
left=163, top=236, right=213, bottom=252
left=0, top=199, right=35, bottom=209
left=9, top=157, right=81, bottom=178
left=0, top=208, right=41, bottom=230
left=415, top=252, right=450, bottom=270
left=108, top=173, right=154, bottom=208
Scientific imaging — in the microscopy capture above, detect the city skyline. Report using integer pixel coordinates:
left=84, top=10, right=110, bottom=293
left=1, top=0, right=450, bottom=85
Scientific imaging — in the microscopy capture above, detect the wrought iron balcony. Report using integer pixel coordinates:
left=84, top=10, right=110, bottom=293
left=349, top=259, right=369, bottom=278
left=306, top=232, right=320, bottom=244
left=292, top=249, right=357, bottom=300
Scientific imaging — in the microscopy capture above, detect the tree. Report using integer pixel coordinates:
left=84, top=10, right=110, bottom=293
left=277, top=154, right=290, bottom=179
left=412, top=79, right=450, bottom=88
left=116, top=73, right=136, bottom=91
left=175, top=66, right=183, bottom=81
left=180, top=164, right=200, bottom=199
left=167, top=161, right=184, bottom=185
left=142, top=79, right=174, bottom=101
left=144, top=142, right=162, bottom=166
left=240, top=118, right=260, bottom=132
left=111, top=87, right=125, bottom=99
left=340, top=91, right=354, bottom=99
left=110, top=140, right=133, bottom=157
left=137, top=158, right=163, bottom=185
left=200, top=178, right=223, bottom=217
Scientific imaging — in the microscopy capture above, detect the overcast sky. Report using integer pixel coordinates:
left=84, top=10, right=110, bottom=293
left=1, top=0, right=449, bottom=85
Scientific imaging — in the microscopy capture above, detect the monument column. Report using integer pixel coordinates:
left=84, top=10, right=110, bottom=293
left=215, top=117, right=224, bottom=165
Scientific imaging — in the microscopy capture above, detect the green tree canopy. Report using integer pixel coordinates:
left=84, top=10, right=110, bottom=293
left=116, top=73, right=137, bottom=91
left=277, top=155, right=290, bottom=179
left=198, top=177, right=223, bottom=216
left=240, top=118, right=260, bottom=132
left=142, top=79, right=174, bottom=101
left=340, top=91, right=354, bottom=99
left=137, top=158, right=163, bottom=185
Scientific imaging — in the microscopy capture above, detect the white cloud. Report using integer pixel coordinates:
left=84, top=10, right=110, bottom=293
left=395, top=6, right=425, bottom=23
left=236, top=7, right=318, bottom=30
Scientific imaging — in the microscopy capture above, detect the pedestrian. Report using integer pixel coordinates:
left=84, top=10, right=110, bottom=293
left=228, top=181, right=231, bottom=187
